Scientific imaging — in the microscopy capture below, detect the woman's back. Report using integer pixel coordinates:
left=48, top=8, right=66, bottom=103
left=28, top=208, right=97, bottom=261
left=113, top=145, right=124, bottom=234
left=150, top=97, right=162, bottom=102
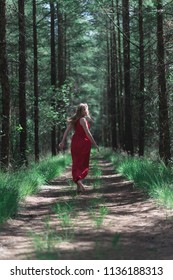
left=73, top=118, right=90, bottom=139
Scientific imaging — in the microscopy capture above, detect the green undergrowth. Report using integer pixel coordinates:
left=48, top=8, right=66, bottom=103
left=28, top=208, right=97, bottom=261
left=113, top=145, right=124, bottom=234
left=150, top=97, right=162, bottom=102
left=90, top=150, right=102, bottom=189
left=52, top=200, right=76, bottom=228
left=0, top=153, right=71, bottom=224
left=29, top=216, right=61, bottom=260
left=102, top=148, right=173, bottom=209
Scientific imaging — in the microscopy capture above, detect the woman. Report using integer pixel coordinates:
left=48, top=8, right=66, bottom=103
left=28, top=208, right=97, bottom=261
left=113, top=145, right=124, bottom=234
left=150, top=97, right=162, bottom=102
left=59, top=103, right=99, bottom=193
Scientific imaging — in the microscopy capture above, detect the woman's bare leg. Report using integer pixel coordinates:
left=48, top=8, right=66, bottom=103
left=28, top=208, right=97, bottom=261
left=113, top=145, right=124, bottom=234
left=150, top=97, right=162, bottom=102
left=76, top=180, right=86, bottom=193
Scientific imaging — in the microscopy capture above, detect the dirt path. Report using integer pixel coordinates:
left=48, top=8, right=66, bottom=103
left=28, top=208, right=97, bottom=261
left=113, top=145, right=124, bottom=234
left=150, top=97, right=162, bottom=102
left=0, top=157, right=173, bottom=260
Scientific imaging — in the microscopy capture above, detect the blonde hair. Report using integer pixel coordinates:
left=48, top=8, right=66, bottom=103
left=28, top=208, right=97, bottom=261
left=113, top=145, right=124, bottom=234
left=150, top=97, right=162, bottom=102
left=67, top=103, right=91, bottom=127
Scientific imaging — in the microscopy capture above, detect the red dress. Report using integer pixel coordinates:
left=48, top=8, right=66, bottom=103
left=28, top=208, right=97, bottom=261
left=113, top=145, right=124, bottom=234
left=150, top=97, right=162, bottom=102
left=71, top=118, right=92, bottom=183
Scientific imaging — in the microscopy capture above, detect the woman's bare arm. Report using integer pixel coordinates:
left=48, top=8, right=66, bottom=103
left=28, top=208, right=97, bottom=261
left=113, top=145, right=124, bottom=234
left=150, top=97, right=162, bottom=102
left=59, top=124, right=72, bottom=149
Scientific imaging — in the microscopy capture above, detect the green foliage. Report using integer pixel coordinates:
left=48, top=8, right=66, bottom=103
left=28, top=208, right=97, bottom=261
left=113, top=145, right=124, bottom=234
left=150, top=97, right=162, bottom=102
left=0, top=153, right=71, bottom=224
left=4, top=0, right=173, bottom=165
left=88, top=196, right=108, bottom=228
left=117, top=157, right=171, bottom=191
left=30, top=199, right=76, bottom=259
left=89, top=197, right=106, bottom=208
left=29, top=217, right=61, bottom=260
left=32, top=154, right=71, bottom=182
left=91, top=159, right=102, bottom=177
left=143, top=0, right=156, bottom=7
left=52, top=201, right=75, bottom=228
left=103, top=148, right=173, bottom=209
left=89, top=205, right=109, bottom=228
left=0, top=174, right=19, bottom=224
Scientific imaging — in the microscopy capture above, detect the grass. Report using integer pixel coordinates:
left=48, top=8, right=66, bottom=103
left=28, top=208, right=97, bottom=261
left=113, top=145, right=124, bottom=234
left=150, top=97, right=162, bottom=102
left=0, top=153, right=71, bottom=224
left=102, top=148, right=173, bottom=209
left=0, top=173, right=19, bottom=223
left=89, top=205, right=109, bottom=228
left=89, top=197, right=106, bottom=207
left=96, top=206, right=109, bottom=227
left=90, top=158, right=102, bottom=189
left=52, top=200, right=76, bottom=241
left=88, top=196, right=109, bottom=228
left=29, top=217, right=61, bottom=260
left=91, top=159, right=102, bottom=177
left=52, top=200, right=76, bottom=228
left=30, top=197, right=110, bottom=259
left=30, top=200, right=76, bottom=259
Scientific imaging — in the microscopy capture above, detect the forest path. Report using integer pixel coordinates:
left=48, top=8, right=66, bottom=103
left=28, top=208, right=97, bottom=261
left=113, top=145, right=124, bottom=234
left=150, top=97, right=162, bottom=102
left=0, top=156, right=173, bottom=260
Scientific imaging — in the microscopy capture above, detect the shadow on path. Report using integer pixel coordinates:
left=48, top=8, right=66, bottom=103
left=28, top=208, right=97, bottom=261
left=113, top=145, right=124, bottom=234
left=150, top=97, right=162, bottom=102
left=0, top=159, right=173, bottom=260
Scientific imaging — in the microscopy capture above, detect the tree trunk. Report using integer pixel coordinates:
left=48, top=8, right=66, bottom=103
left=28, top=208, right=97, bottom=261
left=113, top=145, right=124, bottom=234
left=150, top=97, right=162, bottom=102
left=122, top=0, right=133, bottom=154
left=57, top=2, right=65, bottom=88
left=116, top=0, right=124, bottom=148
left=106, top=19, right=111, bottom=147
left=33, top=0, right=39, bottom=162
left=157, top=0, right=171, bottom=164
left=18, top=0, right=27, bottom=165
left=50, top=0, right=57, bottom=156
left=0, top=0, right=10, bottom=170
left=109, top=0, right=117, bottom=149
left=138, top=0, right=145, bottom=156
left=57, top=2, right=65, bottom=147
left=63, top=14, right=67, bottom=82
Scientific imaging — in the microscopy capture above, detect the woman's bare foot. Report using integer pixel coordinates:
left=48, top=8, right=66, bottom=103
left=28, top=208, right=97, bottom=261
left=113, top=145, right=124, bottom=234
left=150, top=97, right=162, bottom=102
left=76, top=180, right=86, bottom=193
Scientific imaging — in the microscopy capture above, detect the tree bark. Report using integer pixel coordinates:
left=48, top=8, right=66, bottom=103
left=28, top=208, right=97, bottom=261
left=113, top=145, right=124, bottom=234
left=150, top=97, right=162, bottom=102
left=106, top=19, right=111, bottom=147
left=138, top=0, right=145, bottom=156
left=157, top=0, right=171, bottom=164
left=0, top=0, right=10, bottom=169
left=57, top=2, right=65, bottom=88
left=116, top=0, right=124, bottom=148
left=122, top=0, right=133, bottom=154
left=33, top=0, right=39, bottom=162
left=50, top=0, right=57, bottom=156
left=57, top=2, right=65, bottom=147
left=18, top=0, right=27, bottom=165
left=109, top=0, right=117, bottom=149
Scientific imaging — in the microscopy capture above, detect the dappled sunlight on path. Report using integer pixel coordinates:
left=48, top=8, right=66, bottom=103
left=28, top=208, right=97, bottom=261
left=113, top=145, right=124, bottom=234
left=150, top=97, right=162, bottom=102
left=0, top=158, right=173, bottom=260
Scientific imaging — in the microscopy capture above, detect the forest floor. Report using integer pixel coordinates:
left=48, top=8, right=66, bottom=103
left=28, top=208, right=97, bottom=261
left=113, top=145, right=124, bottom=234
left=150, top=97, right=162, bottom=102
left=0, top=156, right=173, bottom=260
